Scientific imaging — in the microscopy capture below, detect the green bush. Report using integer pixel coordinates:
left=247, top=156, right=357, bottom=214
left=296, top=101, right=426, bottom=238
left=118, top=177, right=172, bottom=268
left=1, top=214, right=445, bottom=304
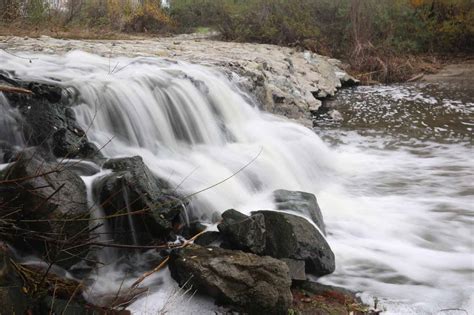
left=25, top=0, right=50, bottom=24
left=171, top=0, right=473, bottom=54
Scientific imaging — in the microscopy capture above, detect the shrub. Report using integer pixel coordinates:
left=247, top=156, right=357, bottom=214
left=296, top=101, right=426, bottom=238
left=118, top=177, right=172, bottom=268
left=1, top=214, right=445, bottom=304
left=25, top=0, right=50, bottom=24
left=1, top=0, right=22, bottom=22
left=124, top=1, right=175, bottom=33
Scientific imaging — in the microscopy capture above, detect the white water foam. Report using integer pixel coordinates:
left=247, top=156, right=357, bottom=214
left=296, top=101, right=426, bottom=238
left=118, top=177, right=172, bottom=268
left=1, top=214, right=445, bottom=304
left=1, top=50, right=472, bottom=314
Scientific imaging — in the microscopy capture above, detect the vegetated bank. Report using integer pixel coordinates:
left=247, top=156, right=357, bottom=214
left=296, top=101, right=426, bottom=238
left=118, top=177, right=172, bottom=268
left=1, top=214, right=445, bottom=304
left=1, top=0, right=472, bottom=83
left=170, top=0, right=473, bottom=83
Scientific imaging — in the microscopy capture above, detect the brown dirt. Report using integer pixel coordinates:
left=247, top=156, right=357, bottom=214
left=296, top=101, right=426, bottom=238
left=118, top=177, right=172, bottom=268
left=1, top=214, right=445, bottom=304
left=422, top=60, right=474, bottom=84
left=291, top=288, right=374, bottom=315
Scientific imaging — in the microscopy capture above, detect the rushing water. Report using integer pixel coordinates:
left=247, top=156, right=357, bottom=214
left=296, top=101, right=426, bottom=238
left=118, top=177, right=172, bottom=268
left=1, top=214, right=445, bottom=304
left=0, top=51, right=472, bottom=314
left=316, top=84, right=474, bottom=314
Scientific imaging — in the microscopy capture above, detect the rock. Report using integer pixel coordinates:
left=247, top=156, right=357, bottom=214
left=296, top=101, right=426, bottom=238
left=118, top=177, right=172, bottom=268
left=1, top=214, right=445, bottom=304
left=218, top=209, right=335, bottom=277
left=254, top=210, right=335, bottom=277
left=0, top=140, right=16, bottom=163
left=96, top=156, right=184, bottom=244
left=217, top=209, right=266, bottom=253
left=329, top=109, right=344, bottom=122
left=58, top=159, right=101, bottom=177
left=1, top=243, right=110, bottom=315
left=0, top=148, right=90, bottom=268
left=281, top=258, right=307, bottom=281
left=180, top=221, right=207, bottom=239
left=273, top=189, right=326, bottom=235
left=169, top=244, right=292, bottom=314
left=3, top=37, right=355, bottom=125
left=0, top=243, right=32, bottom=314
left=194, top=231, right=221, bottom=246
left=0, top=74, right=101, bottom=160
left=292, top=280, right=357, bottom=299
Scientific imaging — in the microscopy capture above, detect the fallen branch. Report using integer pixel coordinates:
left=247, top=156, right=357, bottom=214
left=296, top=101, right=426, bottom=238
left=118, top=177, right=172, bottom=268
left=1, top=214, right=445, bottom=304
left=0, top=85, right=33, bottom=95
left=131, top=256, right=170, bottom=290
left=130, top=229, right=208, bottom=289
left=406, top=73, right=425, bottom=82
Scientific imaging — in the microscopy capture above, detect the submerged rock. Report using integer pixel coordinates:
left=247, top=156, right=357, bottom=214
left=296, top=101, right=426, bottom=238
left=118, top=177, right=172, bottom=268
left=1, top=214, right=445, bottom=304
left=218, top=209, right=335, bottom=277
left=96, top=156, right=185, bottom=244
left=0, top=148, right=90, bottom=268
left=169, top=244, right=292, bottom=314
left=273, top=189, right=326, bottom=235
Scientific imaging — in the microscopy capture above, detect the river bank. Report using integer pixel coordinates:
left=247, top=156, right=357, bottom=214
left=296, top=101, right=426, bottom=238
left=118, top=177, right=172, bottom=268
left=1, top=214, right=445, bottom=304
left=0, top=34, right=357, bottom=126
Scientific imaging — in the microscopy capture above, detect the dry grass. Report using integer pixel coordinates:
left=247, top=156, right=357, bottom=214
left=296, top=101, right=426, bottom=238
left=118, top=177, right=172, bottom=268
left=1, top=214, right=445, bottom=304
left=0, top=23, right=151, bottom=40
left=346, top=53, right=443, bottom=84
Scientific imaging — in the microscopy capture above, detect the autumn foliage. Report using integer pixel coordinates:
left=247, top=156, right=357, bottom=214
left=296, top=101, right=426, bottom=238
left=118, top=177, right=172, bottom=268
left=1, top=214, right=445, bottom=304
left=170, top=0, right=473, bottom=82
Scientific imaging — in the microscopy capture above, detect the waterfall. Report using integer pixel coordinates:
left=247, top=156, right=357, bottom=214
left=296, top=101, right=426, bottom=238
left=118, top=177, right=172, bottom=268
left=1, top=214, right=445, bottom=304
left=0, top=93, right=24, bottom=148
left=0, top=50, right=336, bottom=311
left=1, top=50, right=473, bottom=314
left=0, top=50, right=334, bottom=220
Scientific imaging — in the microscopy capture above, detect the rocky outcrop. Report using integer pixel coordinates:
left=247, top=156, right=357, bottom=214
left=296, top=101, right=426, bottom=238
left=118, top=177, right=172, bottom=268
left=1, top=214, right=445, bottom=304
left=95, top=156, right=185, bottom=244
left=0, top=35, right=357, bottom=125
left=168, top=244, right=292, bottom=314
left=218, top=209, right=335, bottom=277
left=273, top=189, right=326, bottom=235
left=0, top=72, right=100, bottom=160
left=0, top=148, right=90, bottom=268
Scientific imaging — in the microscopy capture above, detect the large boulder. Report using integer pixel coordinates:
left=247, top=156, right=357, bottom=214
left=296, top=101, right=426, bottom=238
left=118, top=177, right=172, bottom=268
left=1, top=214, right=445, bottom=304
left=95, top=156, right=184, bottom=245
left=0, top=73, right=100, bottom=160
left=168, top=244, right=292, bottom=314
left=218, top=210, right=335, bottom=277
left=0, top=148, right=90, bottom=268
left=273, top=189, right=326, bottom=235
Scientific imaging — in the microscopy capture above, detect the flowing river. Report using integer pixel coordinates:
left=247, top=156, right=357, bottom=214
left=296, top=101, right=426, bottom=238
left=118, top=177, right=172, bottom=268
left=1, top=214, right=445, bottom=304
left=0, top=51, right=473, bottom=314
left=315, top=83, right=473, bottom=314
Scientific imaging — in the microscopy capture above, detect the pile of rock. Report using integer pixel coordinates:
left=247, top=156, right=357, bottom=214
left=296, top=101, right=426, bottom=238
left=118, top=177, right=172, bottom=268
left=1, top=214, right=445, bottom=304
left=166, top=189, right=336, bottom=313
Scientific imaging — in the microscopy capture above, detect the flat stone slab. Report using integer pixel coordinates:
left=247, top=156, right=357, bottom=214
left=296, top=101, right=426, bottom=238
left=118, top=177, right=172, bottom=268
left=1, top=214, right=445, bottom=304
left=0, top=34, right=356, bottom=125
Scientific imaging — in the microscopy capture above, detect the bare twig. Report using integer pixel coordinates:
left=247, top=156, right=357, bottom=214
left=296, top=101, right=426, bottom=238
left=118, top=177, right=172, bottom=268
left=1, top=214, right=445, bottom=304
left=130, top=229, right=208, bottom=289
left=0, top=85, right=33, bottom=94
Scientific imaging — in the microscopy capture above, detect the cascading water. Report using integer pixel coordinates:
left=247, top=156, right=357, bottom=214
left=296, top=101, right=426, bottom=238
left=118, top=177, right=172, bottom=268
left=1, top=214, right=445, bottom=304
left=0, top=50, right=472, bottom=314
left=0, top=92, right=24, bottom=148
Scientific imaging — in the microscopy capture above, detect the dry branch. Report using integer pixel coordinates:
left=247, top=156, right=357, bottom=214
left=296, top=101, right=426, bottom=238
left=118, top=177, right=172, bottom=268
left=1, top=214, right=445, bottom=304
left=0, top=85, right=33, bottom=95
left=130, top=229, right=208, bottom=289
